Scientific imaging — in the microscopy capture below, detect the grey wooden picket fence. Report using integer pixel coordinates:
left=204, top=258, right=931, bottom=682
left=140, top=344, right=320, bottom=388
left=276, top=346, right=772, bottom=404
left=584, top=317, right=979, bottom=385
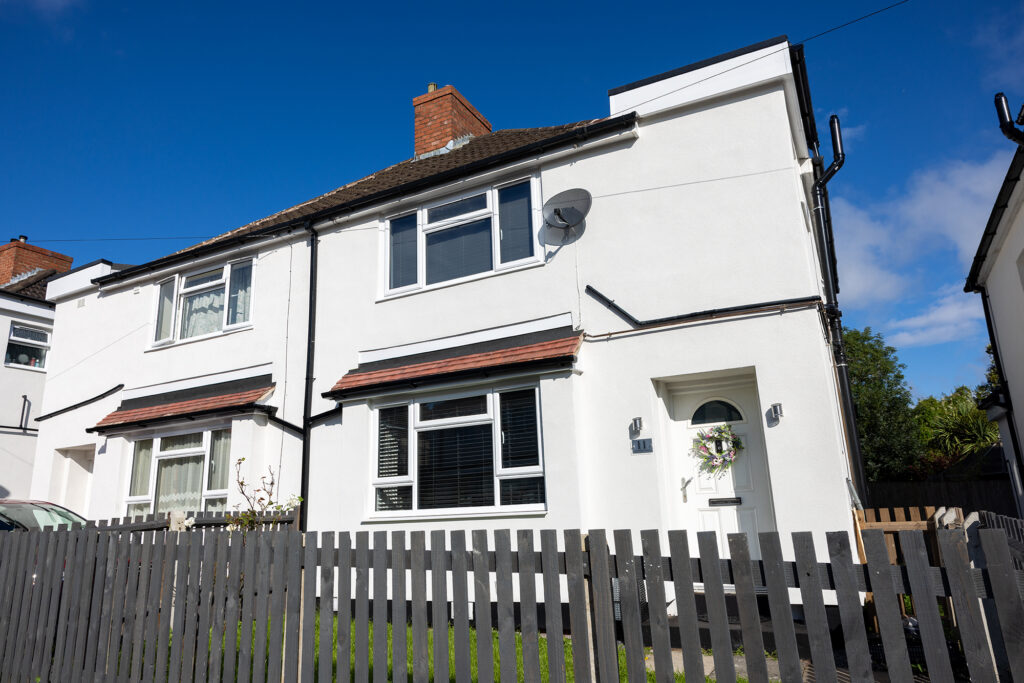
left=979, top=510, right=1024, bottom=569
left=0, top=526, right=1022, bottom=683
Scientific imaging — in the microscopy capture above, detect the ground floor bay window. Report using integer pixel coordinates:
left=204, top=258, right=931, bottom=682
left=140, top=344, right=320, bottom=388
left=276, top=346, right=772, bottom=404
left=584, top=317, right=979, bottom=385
left=373, top=385, right=545, bottom=515
left=125, top=427, right=231, bottom=516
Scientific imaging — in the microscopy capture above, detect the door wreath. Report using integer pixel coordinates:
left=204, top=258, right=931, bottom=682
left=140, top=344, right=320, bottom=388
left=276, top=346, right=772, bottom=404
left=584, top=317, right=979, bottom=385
left=691, top=424, right=744, bottom=477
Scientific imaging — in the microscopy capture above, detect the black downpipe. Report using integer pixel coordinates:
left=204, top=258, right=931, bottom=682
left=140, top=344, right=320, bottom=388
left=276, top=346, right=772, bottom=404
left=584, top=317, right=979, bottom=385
left=299, top=222, right=318, bottom=531
left=980, top=287, right=1024, bottom=510
left=812, top=115, right=869, bottom=506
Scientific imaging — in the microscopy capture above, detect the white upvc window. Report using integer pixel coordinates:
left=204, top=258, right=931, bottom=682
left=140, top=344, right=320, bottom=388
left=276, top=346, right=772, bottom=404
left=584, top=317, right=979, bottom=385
left=384, top=176, right=541, bottom=294
left=153, top=259, right=253, bottom=345
left=124, top=427, right=232, bottom=516
left=371, top=385, right=545, bottom=516
left=4, top=322, right=51, bottom=370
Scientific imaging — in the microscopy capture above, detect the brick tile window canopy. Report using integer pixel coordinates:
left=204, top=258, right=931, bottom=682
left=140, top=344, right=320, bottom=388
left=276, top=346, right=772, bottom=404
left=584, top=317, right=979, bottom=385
left=325, top=328, right=583, bottom=400
left=89, top=376, right=275, bottom=433
left=413, top=85, right=492, bottom=157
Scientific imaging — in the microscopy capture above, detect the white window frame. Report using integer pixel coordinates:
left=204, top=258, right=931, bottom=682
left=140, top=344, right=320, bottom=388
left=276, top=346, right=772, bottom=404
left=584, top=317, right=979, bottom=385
left=124, top=424, right=232, bottom=515
left=4, top=321, right=51, bottom=372
left=151, top=257, right=255, bottom=347
left=382, top=174, right=543, bottom=296
left=369, top=383, right=546, bottom=518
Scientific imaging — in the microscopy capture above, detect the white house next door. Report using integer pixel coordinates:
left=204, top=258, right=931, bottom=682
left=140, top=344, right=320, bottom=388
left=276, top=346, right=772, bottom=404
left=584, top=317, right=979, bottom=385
left=672, top=386, right=775, bottom=557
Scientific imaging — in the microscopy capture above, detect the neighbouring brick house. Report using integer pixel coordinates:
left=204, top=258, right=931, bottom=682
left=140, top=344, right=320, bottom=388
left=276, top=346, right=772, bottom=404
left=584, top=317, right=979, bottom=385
left=31, top=36, right=864, bottom=558
left=0, top=237, right=73, bottom=499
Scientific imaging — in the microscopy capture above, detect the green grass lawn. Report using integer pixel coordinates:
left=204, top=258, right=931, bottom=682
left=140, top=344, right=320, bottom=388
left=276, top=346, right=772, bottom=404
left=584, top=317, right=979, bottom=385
left=303, top=613, right=725, bottom=682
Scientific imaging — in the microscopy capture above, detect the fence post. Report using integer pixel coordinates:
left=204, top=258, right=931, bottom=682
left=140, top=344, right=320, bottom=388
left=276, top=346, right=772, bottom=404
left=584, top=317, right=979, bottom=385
left=964, top=515, right=1011, bottom=679
left=577, top=533, right=597, bottom=682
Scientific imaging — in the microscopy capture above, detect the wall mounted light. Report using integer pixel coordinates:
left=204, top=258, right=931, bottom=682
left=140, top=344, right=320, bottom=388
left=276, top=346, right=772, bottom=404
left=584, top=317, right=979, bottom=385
left=769, top=403, right=783, bottom=420
left=631, top=417, right=643, bottom=433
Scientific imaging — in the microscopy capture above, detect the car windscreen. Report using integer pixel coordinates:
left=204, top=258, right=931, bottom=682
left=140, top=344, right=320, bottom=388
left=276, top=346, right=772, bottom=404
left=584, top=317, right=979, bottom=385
left=0, top=503, right=85, bottom=530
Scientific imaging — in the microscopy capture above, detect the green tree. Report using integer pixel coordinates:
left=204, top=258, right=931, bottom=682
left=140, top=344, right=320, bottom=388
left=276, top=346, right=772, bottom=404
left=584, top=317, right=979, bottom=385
left=912, top=386, right=999, bottom=474
left=975, top=344, right=1000, bottom=400
left=843, top=327, right=923, bottom=481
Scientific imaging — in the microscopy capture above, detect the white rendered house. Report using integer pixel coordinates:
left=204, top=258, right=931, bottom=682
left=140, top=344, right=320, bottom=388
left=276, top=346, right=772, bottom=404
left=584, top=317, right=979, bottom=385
left=0, top=238, right=73, bottom=500
left=32, top=36, right=863, bottom=554
left=965, top=95, right=1024, bottom=517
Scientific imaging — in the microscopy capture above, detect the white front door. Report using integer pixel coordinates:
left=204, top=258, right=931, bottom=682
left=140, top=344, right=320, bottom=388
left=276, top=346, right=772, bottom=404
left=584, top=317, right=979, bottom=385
left=672, top=387, right=775, bottom=557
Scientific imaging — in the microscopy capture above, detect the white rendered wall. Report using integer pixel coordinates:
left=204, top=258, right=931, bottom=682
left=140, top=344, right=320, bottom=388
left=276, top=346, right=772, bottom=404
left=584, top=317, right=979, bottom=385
left=0, top=299, right=53, bottom=499
left=31, top=237, right=310, bottom=520
left=977, top=176, right=1024, bottom=516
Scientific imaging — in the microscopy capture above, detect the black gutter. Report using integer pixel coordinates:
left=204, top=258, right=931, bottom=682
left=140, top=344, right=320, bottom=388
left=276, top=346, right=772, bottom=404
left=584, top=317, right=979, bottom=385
left=92, top=113, right=639, bottom=288
left=267, top=413, right=304, bottom=437
left=35, top=384, right=124, bottom=422
left=85, top=403, right=275, bottom=434
left=810, top=115, right=868, bottom=506
left=585, top=286, right=821, bottom=330
left=979, top=287, right=1024, bottom=501
left=0, top=288, right=55, bottom=308
left=299, top=222, right=318, bottom=532
left=310, top=405, right=343, bottom=424
left=965, top=96, right=1024, bottom=291
left=788, top=44, right=819, bottom=149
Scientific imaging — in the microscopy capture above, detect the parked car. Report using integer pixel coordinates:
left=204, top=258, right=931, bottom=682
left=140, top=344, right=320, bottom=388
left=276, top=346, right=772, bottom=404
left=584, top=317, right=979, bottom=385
left=0, top=500, right=87, bottom=531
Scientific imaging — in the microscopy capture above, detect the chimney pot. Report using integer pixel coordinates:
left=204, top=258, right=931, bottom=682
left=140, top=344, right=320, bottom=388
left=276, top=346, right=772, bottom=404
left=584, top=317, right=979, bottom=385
left=427, top=82, right=437, bottom=93
left=18, top=235, right=27, bottom=243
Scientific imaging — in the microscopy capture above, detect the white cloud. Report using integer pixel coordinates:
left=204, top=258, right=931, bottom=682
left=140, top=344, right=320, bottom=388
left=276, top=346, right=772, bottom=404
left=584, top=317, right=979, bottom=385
left=832, top=150, right=1012, bottom=309
left=1, top=0, right=82, bottom=14
left=973, top=3, right=1024, bottom=91
left=886, top=286, right=984, bottom=347
left=831, top=197, right=911, bottom=306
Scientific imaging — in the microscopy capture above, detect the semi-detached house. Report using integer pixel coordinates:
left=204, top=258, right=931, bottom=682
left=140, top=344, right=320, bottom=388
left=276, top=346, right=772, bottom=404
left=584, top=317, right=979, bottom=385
left=31, top=36, right=865, bottom=556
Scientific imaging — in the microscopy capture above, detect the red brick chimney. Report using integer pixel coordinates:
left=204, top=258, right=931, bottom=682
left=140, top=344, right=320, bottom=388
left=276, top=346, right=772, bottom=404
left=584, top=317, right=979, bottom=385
left=413, top=84, right=492, bottom=157
left=0, top=236, right=73, bottom=285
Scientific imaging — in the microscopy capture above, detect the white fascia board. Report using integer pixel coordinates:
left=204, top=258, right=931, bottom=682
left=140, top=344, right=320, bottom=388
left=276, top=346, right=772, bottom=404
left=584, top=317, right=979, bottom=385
left=46, top=262, right=117, bottom=302
left=121, top=363, right=274, bottom=400
left=315, top=127, right=639, bottom=234
left=609, top=41, right=794, bottom=118
left=0, top=294, right=55, bottom=321
left=358, top=312, right=574, bottom=364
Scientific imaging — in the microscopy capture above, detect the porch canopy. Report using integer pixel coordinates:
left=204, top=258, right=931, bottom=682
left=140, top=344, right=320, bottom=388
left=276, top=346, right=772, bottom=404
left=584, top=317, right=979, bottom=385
left=324, top=328, right=583, bottom=401
left=88, top=375, right=275, bottom=433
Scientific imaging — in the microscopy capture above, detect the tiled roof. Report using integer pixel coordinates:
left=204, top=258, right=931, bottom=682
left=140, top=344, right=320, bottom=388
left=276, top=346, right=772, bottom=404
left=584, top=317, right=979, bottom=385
left=326, top=333, right=583, bottom=398
left=91, top=385, right=274, bottom=431
left=179, top=122, right=598, bottom=254
left=0, top=268, right=58, bottom=301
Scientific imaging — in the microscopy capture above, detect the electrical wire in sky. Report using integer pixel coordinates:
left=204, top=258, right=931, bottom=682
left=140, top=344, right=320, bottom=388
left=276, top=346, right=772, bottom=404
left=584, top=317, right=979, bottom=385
left=28, top=0, right=911, bottom=247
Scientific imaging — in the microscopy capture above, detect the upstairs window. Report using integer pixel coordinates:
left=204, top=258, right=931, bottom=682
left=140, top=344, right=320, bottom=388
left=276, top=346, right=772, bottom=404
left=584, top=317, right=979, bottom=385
left=385, top=178, right=538, bottom=293
left=154, top=260, right=253, bottom=344
left=4, top=323, right=50, bottom=370
left=373, top=386, right=545, bottom=515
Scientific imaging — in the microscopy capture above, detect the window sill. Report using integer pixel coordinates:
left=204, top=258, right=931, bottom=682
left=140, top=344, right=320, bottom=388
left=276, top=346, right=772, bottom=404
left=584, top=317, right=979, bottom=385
left=364, top=505, right=547, bottom=523
left=377, top=259, right=545, bottom=303
left=145, top=324, right=253, bottom=353
left=3, top=363, right=47, bottom=374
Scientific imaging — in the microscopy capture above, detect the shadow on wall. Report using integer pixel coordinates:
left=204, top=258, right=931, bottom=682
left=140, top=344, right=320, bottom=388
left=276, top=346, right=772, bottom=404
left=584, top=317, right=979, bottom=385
left=0, top=485, right=11, bottom=498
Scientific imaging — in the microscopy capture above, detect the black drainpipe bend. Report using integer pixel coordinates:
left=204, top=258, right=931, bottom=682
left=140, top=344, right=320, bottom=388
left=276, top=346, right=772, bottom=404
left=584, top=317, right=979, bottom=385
left=299, top=221, right=319, bottom=531
left=811, top=115, right=869, bottom=507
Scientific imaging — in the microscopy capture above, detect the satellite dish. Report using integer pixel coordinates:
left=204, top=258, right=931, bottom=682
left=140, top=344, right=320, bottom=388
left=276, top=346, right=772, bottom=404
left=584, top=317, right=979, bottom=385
left=543, top=188, right=592, bottom=229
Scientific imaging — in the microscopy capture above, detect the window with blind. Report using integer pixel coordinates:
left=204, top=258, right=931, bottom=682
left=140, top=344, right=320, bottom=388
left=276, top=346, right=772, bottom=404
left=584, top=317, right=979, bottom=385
left=385, top=178, right=539, bottom=294
left=372, top=386, right=545, bottom=514
left=124, top=427, right=231, bottom=516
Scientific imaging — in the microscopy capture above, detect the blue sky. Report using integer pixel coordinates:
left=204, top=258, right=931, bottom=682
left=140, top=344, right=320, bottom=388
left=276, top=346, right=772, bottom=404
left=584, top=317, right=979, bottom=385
left=2, top=0, right=1021, bottom=400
